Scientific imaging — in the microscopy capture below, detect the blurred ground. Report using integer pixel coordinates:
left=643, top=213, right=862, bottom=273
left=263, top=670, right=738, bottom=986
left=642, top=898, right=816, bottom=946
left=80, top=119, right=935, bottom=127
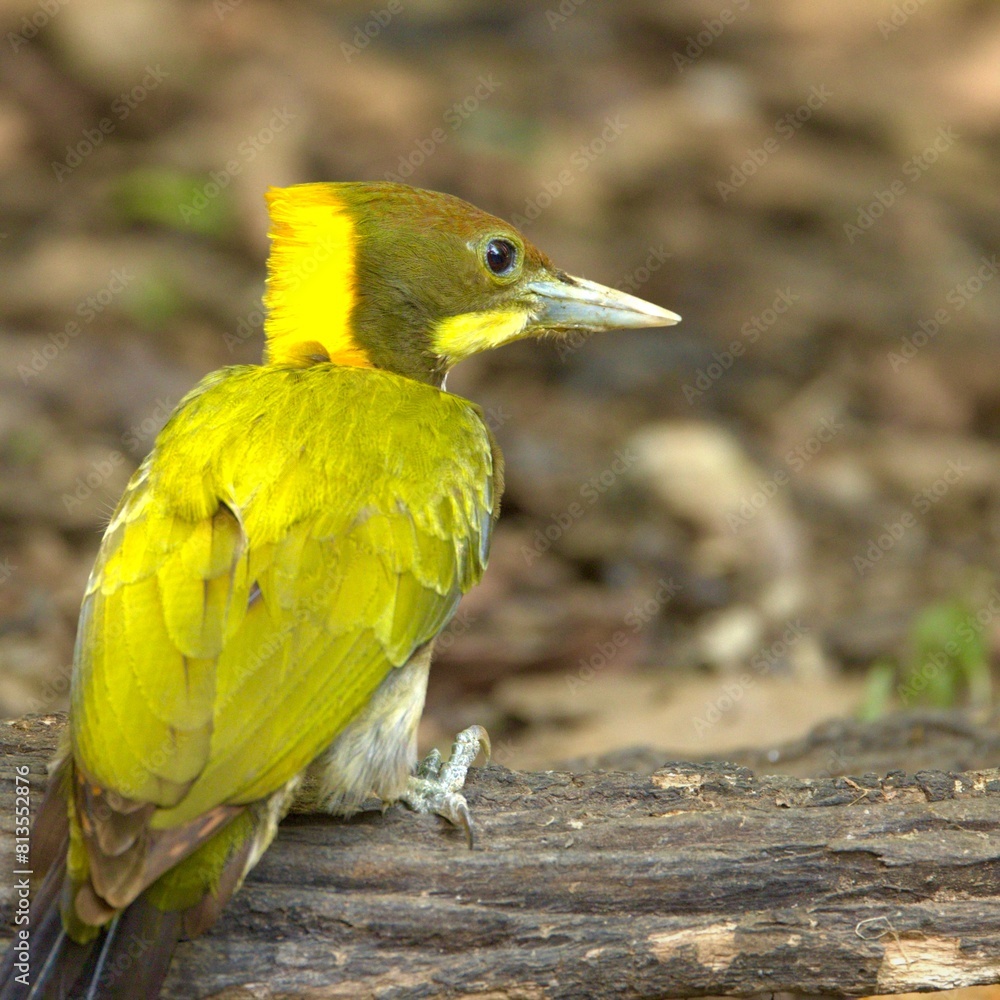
left=1, top=0, right=999, bottom=781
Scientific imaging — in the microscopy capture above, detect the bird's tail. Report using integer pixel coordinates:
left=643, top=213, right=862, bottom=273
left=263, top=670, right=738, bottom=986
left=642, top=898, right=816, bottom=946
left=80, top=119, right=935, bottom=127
left=0, top=881, right=182, bottom=999
left=0, top=772, right=182, bottom=999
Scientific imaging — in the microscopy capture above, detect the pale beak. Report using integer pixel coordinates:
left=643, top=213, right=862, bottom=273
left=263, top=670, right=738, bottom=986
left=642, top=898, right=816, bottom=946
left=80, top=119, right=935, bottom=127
left=526, top=273, right=681, bottom=332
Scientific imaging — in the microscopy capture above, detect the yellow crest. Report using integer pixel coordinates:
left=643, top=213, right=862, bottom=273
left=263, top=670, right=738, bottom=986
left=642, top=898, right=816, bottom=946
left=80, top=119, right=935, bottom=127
left=263, top=185, right=371, bottom=368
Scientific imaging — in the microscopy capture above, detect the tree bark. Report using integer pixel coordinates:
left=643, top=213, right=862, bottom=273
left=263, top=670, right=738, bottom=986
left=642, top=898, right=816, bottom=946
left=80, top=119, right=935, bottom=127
left=2, top=714, right=999, bottom=999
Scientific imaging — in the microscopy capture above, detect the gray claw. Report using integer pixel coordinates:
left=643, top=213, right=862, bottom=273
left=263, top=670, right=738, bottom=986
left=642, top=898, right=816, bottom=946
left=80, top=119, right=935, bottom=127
left=399, top=725, right=490, bottom=848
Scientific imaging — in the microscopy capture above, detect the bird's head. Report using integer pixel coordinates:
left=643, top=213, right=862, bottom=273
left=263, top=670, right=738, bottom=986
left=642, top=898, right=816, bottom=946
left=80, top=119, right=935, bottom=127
left=263, top=182, right=680, bottom=384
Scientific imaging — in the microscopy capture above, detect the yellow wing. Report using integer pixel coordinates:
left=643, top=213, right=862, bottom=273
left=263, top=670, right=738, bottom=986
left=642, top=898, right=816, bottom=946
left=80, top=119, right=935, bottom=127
left=70, top=364, right=497, bottom=836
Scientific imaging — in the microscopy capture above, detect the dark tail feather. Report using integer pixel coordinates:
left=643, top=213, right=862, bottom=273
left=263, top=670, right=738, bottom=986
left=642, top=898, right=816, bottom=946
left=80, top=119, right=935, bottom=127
left=0, top=856, right=96, bottom=1000
left=81, top=916, right=119, bottom=1000
left=1, top=758, right=84, bottom=999
left=76, top=896, right=182, bottom=1000
left=1, top=861, right=182, bottom=1000
left=2, top=756, right=185, bottom=999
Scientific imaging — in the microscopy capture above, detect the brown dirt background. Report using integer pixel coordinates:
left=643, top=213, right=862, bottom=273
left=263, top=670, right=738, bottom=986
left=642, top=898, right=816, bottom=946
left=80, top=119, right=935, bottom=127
left=1, top=3, right=1000, bottom=998
left=0, top=1, right=998, bottom=783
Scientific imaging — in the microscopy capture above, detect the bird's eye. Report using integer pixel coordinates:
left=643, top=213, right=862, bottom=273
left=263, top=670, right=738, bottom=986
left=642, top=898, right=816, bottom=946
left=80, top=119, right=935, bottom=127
left=485, top=238, right=517, bottom=276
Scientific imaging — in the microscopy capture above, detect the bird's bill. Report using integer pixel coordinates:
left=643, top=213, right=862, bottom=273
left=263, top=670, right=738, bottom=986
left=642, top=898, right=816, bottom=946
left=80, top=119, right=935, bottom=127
left=526, top=273, right=681, bottom=333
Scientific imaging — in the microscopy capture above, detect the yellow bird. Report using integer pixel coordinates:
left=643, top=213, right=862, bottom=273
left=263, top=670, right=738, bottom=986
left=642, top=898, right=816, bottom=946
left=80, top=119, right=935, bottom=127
left=1, top=182, right=679, bottom=998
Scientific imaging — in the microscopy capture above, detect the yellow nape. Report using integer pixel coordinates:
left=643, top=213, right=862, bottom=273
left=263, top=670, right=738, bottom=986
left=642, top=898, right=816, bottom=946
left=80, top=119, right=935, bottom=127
left=263, top=185, right=370, bottom=368
left=432, top=309, right=531, bottom=363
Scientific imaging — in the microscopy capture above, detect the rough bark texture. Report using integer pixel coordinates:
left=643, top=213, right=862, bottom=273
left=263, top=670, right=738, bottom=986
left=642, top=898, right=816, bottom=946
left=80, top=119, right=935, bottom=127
left=1, top=714, right=998, bottom=999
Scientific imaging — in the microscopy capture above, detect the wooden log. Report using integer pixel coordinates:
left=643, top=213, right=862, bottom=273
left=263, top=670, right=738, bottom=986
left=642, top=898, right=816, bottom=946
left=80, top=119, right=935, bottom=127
left=1, top=714, right=999, bottom=999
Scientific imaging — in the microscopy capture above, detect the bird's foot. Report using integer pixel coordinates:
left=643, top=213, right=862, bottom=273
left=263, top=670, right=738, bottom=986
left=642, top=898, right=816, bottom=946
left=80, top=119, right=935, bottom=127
left=399, top=725, right=490, bottom=848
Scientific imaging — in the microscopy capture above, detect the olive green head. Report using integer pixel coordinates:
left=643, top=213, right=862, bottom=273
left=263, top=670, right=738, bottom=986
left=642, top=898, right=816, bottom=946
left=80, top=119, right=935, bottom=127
left=264, top=182, right=679, bottom=384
